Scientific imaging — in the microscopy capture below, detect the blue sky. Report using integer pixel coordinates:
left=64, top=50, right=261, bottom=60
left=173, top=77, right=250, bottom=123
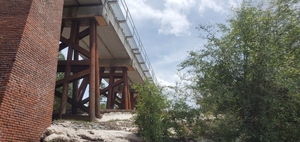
left=125, top=0, right=242, bottom=85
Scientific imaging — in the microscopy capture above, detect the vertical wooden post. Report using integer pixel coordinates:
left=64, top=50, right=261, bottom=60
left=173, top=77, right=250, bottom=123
left=107, top=67, right=115, bottom=109
left=59, top=20, right=77, bottom=118
left=72, top=21, right=80, bottom=115
left=95, top=32, right=101, bottom=118
left=89, top=19, right=96, bottom=121
left=127, top=86, right=132, bottom=110
left=123, top=67, right=129, bottom=109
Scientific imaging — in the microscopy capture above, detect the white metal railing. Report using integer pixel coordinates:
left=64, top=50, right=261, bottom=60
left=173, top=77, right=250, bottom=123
left=101, top=0, right=157, bottom=84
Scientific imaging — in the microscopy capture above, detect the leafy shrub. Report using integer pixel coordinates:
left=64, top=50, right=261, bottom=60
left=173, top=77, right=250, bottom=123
left=132, top=80, right=171, bottom=142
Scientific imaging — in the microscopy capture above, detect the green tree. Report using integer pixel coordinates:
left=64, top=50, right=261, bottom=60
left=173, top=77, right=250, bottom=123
left=132, top=80, right=171, bottom=142
left=180, top=0, right=300, bottom=141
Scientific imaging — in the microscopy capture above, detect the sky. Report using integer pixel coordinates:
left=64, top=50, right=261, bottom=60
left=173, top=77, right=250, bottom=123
left=124, top=0, right=243, bottom=86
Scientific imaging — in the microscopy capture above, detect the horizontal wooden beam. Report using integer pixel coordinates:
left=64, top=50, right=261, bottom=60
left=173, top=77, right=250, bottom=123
left=56, top=69, right=90, bottom=88
left=58, top=60, right=90, bottom=66
left=100, top=79, right=123, bottom=93
left=57, top=59, right=134, bottom=72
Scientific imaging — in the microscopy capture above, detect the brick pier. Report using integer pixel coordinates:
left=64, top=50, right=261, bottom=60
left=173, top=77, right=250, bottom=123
left=0, top=0, right=63, bottom=141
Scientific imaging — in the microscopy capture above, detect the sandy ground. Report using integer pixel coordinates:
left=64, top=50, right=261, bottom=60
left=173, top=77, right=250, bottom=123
left=41, top=112, right=143, bottom=142
left=97, top=112, right=135, bottom=122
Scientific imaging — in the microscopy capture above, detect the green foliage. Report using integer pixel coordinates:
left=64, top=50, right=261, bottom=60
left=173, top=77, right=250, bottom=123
left=132, top=80, right=171, bottom=142
left=165, top=78, right=202, bottom=140
left=180, top=0, right=300, bottom=141
left=168, top=100, right=200, bottom=139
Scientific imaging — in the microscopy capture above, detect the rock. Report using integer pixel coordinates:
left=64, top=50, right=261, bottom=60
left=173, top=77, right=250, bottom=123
left=44, top=133, right=70, bottom=142
left=78, top=133, right=104, bottom=141
left=88, top=130, right=95, bottom=135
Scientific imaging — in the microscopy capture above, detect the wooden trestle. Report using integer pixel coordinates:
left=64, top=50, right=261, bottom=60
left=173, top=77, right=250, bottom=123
left=56, top=20, right=135, bottom=121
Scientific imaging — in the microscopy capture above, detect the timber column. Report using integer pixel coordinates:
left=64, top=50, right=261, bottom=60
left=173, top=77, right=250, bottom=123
left=0, top=0, right=63, bottom=141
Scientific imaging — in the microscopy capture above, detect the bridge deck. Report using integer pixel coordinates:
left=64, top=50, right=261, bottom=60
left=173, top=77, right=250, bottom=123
left=62, top=0, right=156, bottom=84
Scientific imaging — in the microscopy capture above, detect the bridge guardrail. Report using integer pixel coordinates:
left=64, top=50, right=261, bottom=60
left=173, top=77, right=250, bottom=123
left=101, top=0, right=157, bottom=84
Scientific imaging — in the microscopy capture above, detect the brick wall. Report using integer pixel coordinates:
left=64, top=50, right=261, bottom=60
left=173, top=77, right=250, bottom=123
left=0, top=0, right=63, bottom=141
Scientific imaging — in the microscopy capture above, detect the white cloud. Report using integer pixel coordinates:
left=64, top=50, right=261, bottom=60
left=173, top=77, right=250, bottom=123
left=156, top=51, right=187, bottom=66
left=157, top=77, right=174, bottom=86
left=158, top=9, right=190, bottom=36
left=126, top=0, right=193, bottom=36
left=198, top=0, right=242, bottom=14
left=125, top=0, right=162, bottom=20
left=164, top=0, right=196, bottom=12
left=198, top=0, right=226, bottom=14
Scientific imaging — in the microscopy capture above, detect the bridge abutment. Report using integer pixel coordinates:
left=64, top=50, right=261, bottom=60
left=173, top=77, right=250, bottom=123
left=0, top=0, right=63, bottom=141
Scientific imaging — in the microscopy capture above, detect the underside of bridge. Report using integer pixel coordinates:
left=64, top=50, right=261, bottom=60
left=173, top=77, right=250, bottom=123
left=54, top=0, right=148, bottom=121
left=56, top=19, right=136, bottom=121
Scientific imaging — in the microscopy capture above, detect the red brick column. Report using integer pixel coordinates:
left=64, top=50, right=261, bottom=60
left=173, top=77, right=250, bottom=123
left=0, top=0, right=63, bottom=141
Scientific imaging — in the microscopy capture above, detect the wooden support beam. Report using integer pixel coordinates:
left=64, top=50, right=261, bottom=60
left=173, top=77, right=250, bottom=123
left=95, top=30, right=101, bottom=119
left=57, top=60, right=133, bottom=68
left=78, top=27, right=90, bottom=40
left=60, top=36, right=90, bottom=59
left=100, top=73, right=123, bottom=78
left=127, top=91, right=132, bottom=109
left=57, top=59, right=134, bottom=72
left=59, top=42, right=68, bottom=51
left=55, top=90, right=88, bottom=113
left=106, top=68, right=114, bottom=109
left=78, top=77, right=89, bottom=101
left=123, top=67, right=130, bottom=109
left=100, top=79, right=123, bottom=93
left=58, top=60, right=90, bottom=66
left=57, top=65, right=89, bottom=73
left=72, top=80, right=79, bottom=115
left=80, top=79, right=123, bottom=105
left=101, top=92, right=108, bottom=97
left=59, top=24, right=76, bottom=117
left=89, top=19, right=96, bottom=121
left=72, top=22, right=80, bottom=115
left=56, top=69, right=90, bottom=88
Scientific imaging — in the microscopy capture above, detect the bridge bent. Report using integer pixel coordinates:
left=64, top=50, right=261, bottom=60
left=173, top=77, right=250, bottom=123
left=55, top=0, right=157, bottom=120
